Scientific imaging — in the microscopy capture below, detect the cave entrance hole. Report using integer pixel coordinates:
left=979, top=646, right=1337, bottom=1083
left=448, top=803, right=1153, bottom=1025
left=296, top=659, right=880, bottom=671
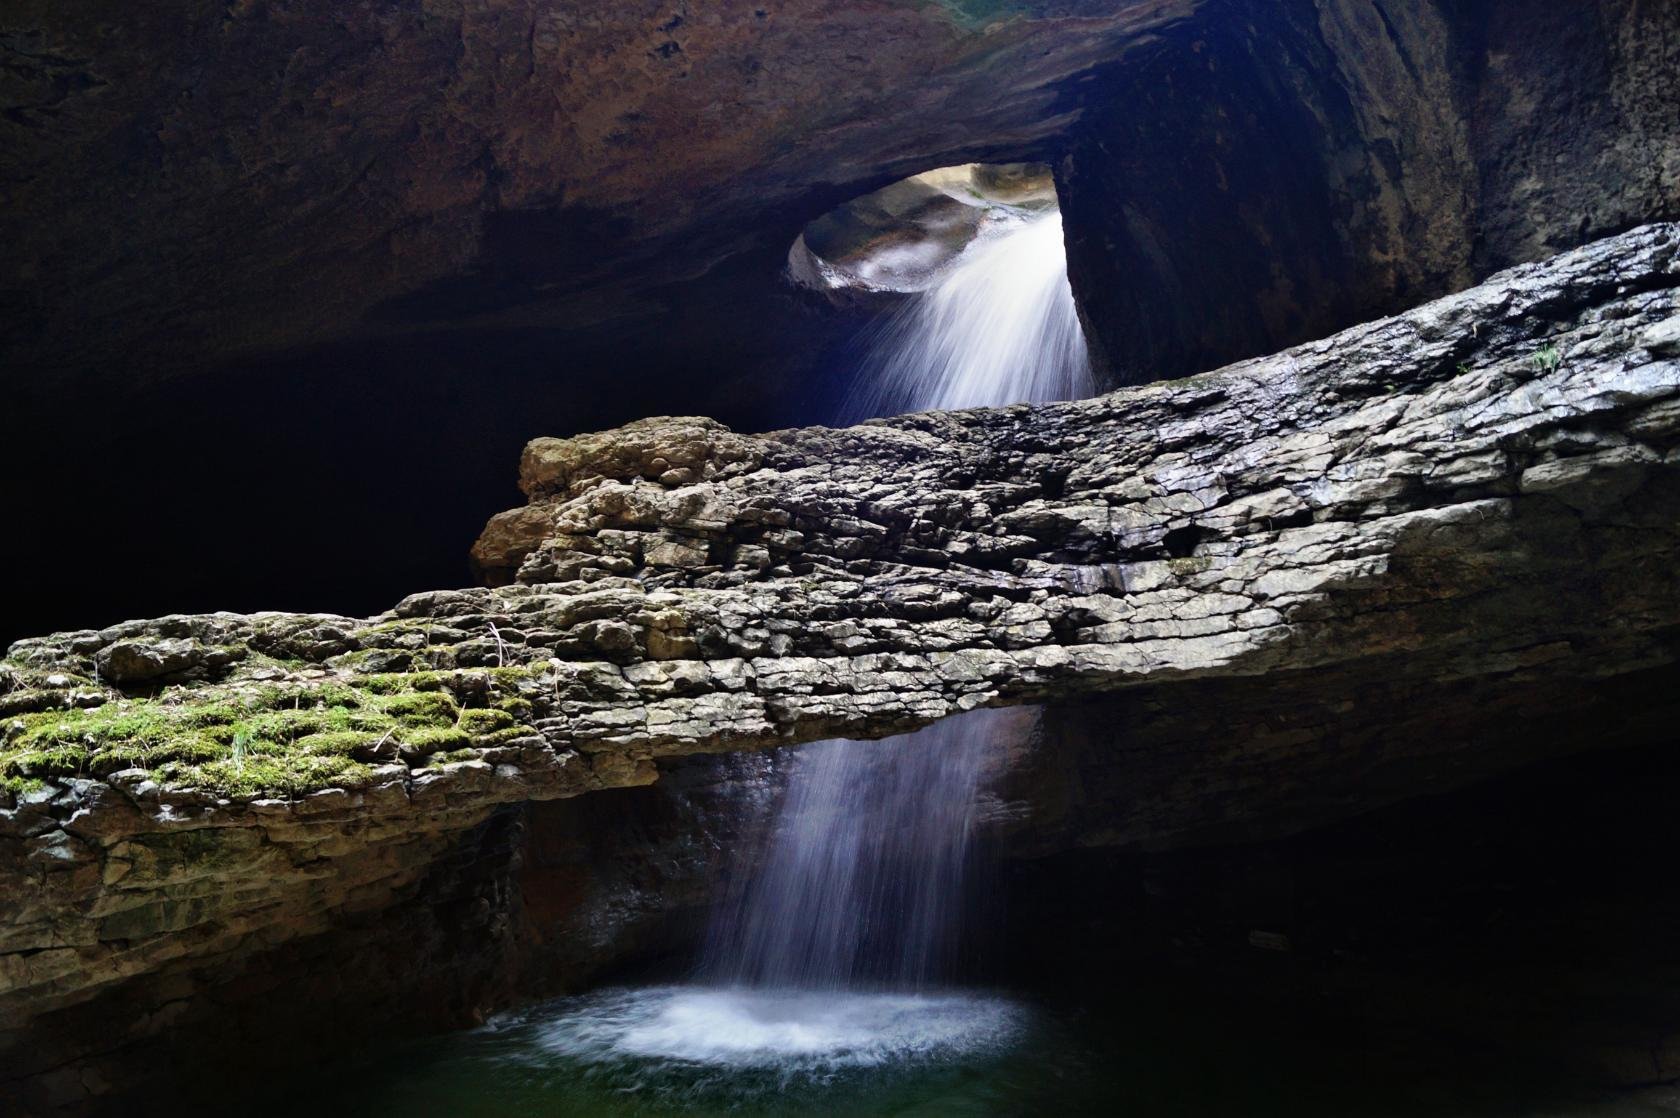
left=788, top=162, right=1062, bottom=296
left=788, top=162, right=1093, bottom=421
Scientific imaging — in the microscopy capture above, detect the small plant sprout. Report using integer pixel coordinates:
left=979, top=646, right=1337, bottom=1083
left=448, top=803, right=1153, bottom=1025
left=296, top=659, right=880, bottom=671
left=1531, top=343, right=1564, bottom=375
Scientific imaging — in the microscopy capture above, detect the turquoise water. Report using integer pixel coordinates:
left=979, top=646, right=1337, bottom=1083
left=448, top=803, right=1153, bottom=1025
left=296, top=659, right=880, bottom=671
left=298, top=982, right=1673, bottom=1118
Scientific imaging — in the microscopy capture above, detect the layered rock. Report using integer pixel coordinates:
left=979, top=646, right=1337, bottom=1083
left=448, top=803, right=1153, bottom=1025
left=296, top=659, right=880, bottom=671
left=3, top=224, right=1679, bottom=1108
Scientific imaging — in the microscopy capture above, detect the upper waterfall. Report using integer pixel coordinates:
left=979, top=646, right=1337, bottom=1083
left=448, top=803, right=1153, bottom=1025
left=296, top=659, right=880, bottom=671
left=842, top=211, right=1093, bottom=420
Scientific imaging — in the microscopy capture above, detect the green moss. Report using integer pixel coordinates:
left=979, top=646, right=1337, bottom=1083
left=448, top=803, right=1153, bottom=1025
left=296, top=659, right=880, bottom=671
left=1, top=774, right=46, bottom=797
left=401, top=726, right=471, bottom=753
left=428, top=748, right=481, bottom=766
left=0, top=666, right=545, bottom=798
left=376, top=690, right=459, bottom=727
left=173, top=700, right=257, bottom=729
left=0, top=681, right=381, bottom=793
left=2, top=702, right=224, bottom=778
left=357, top=672, right=453, bottom=695
left=292, top=729, right=383, bottom=756
left=167, top=753, right=372, bottom=798
left=457, top=708, right=514, bottom=735
left=470, top=727, right=531, bottom=749
left=494, top=694, right=535, bottom=721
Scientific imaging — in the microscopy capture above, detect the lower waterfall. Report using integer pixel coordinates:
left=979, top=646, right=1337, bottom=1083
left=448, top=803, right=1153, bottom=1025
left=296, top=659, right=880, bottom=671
left=700, top=711, right=1005, bottom=990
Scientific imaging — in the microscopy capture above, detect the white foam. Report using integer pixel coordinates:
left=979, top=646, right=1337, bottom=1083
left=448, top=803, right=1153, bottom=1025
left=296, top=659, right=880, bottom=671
left=525, top=985, right=1028, bottom=1073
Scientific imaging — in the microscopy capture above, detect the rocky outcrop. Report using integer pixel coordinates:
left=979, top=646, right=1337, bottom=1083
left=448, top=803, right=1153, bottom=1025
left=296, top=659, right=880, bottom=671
left=1062, top=0, right=1680, bottom=384
left=3, top=224, right=1679, bottom=1109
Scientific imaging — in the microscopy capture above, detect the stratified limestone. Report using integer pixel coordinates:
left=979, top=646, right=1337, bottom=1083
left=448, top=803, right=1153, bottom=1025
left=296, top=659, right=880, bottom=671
left=3, top=225, right=1679, bottom=1098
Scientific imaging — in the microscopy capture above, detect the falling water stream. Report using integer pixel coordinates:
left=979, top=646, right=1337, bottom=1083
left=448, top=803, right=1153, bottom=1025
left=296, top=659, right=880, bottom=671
left=696, top=210, right=1091, bottom=996
left=842, top=211, right=1094, bottom=419
left=261, top=202, right=1099, bottom=1117
left=485, top=209, right=1094, bottom=1082
left=699, top=712, right=1002, bottom=992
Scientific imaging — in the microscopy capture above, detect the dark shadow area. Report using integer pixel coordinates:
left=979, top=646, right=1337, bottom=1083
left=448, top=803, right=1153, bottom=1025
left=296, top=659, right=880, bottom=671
left=0, top=250, right=880, bottom=647
left=1004, top=739, right=1680, bottom=1094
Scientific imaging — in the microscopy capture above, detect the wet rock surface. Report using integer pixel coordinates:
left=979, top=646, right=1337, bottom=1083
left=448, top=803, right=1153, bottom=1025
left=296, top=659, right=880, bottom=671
left=793, top=162, right=1059, bottom=294
left=3, top=225, right=1679, bottom=1110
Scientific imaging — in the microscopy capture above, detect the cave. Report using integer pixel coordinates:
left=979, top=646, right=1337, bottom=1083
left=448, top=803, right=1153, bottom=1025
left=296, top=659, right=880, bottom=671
left=4, top=1, right=1680, bottom=1114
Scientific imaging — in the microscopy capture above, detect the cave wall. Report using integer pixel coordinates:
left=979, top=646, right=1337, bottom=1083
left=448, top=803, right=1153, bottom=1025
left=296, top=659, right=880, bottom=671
left=4, top=757, right=786, bottom=1116
left=9, top=0, right=1671, bottom=402
left=999, top=736, right=1680, bottom=1091
left=6, top=0, right=1678, bottom=645
left=1005, top=656, right=1680, bottom=858
left=0, top=0, right=1187, bottom=394
left=0, top=245, right=876, bottom=649
left=1059, top=0, right=1680, bottom=384
left=8, top=808, right=527, bottom=1114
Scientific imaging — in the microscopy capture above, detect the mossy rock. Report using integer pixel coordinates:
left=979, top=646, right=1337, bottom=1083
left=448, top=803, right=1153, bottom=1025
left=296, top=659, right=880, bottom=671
left=426, top=748, right=482, bottom=767
left=470, top=727, right=532, bottom=749
left=164, top=754, right=372, bottom=798
left=400, top=726, right=472, bottom=755
left=354, top=671, right=453, bottom=695
left=457, top=708, right=514, bottom=735
left=375, top=691, right=459, bottom=726
left=1, top=774, right=45, bottom=797
left=494, top=694, right=536, bottom=720
left=292, top=729, right=384, bottom=757
left=0, top=665, right=545, bottom=798
left=2, top=702, right=225, bottom=778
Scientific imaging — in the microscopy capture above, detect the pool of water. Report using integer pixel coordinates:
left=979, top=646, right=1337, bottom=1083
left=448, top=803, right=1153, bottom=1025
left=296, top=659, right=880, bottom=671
left=293, top=982, right=1678, bottom=1118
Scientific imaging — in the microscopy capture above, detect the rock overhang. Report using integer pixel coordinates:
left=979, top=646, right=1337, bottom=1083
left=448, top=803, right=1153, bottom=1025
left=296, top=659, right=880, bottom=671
left=4, top=222, right=1677, bottom=839
left=3, top=222, right=1679, bottom=1111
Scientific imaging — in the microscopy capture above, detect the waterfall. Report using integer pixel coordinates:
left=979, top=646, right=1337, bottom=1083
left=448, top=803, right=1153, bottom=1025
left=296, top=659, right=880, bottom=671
left=705, top=210, right=1090, bottom=991
left=703, top=711, right=1003, bottom=989
left=842, top=211, right=1092, bottom=419
left=524, top=196, right=1087, bottom=1079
